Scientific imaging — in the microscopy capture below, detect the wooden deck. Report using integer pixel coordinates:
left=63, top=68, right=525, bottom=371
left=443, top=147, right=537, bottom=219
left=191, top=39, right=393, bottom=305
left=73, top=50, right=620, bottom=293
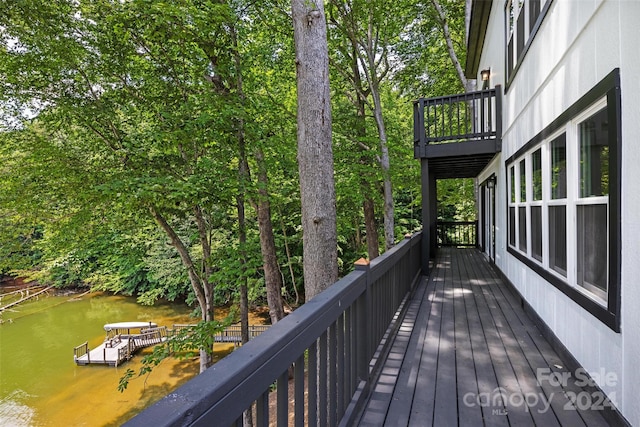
left=355, top=247, right=611, bottom=427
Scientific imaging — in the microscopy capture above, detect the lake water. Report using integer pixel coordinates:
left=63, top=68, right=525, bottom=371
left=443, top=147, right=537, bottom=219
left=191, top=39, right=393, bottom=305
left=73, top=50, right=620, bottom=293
left=0, top=291, right=239, bottom=426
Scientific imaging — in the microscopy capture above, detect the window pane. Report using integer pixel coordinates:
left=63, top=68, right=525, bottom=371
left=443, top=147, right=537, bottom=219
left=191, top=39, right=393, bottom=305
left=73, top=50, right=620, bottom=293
left=518, top=206, right=527, bottom=252
left=551, top=133, right=567, bottom=199
left=577, top=204, right=608, bottom=297
left=532, top=149, right=542, bottom=200
left=520, top=159, right=526, bottom=202
left=531, top=206, right=542, bottom=261
left=510, top=166, right=516, bottom=203
left=580, top=107, right=609, bottom=197
left=516, top=5, right=525, bottom=57
left=509, top=207, right=516, bottom=247
left=549, top=205, right=566, bottom=276
left=529, top=0, right=541, bottom=32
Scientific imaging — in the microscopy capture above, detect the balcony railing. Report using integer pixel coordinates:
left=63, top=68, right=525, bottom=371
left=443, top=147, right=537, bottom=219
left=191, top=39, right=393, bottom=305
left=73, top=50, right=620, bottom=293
left=125, top=233, right=422, bottom=427
left=414, top=87, right=502, bottom=158
left=437, top=221, right=478, bottom=247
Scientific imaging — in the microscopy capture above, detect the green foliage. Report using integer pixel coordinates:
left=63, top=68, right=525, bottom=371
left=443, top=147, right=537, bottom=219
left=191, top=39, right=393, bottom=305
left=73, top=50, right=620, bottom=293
left=438, top=178, right=476, bottom=221
left=0, top=0, right=472, bottom=321
left=118, top=319, right=231, bottom=392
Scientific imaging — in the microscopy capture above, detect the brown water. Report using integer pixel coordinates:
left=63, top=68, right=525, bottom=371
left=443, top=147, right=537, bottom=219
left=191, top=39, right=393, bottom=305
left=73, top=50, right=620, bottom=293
left=0, top=291, right=255, bottom=426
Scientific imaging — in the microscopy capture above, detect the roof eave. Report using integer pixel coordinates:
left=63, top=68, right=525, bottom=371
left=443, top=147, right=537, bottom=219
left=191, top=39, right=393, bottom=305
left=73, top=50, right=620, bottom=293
left=465, top=0, right=493, bottom=79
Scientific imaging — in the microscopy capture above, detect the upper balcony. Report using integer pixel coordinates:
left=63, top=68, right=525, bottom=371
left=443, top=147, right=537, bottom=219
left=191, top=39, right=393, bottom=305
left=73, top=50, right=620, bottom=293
left=414, top=86, right=502, bottom=178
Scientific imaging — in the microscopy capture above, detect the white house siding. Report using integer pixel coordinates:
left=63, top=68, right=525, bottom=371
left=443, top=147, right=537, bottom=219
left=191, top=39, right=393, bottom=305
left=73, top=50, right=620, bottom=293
left=473, top=0, right=640, bottom=424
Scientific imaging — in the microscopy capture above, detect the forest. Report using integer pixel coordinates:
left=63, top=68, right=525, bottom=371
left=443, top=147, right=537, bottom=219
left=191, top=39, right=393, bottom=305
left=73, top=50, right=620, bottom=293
left=0, top=0, right=475, bottom=352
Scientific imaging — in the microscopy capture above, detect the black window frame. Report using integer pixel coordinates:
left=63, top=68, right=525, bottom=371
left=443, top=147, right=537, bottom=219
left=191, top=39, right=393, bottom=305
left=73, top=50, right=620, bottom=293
left=504, top=69, right=621, bottom=332
left=504, top=0, right=554, bottom=91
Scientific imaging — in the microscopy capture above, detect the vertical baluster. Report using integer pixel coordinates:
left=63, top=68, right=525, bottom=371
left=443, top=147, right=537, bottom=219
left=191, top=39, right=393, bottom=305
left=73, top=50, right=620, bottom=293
left=257, top=390, right=269, bottom=427
left=441, top=98, right=445, bottom=140
left=319, top=331, right=328, bottom=427
left=329, top=323, right=337, bottom=427
left=344, top=307, right=353, bottom=398
left=424, top=101, right=429, bottom=141
left=337, top=313, right=345, bottom=415
left=295, top=355, right=305, bottom=427
left=488, top=89, right=494, bottom=134
left=277, top=370, right=288, bottom=426
left=308, top=341, right=318, bottom=427
left=448, top=97, right=453, bottom=138
left=457, top=98, right=461, bottom=138
left=480, top=91, right=486, bottom=137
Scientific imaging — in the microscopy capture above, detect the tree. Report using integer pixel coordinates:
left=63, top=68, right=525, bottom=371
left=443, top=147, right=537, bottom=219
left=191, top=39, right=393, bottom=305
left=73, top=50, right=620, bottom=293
left=0, top=0, right=247, bottom=372
left=291, top=0, right=339, bottom=300
left=327, top=0, right=416, bottom=251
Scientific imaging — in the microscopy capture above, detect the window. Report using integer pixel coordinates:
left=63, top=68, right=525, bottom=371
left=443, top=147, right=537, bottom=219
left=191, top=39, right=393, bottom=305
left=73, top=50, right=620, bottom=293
left=549, top=134, right=567, bottom=275
left=576, top=107, right=609, bottom=300
left=505, top=69, right=621, bottom=331
left=505, top=0, right=552, bottom=84
left=531, top=149, right=543, bottom=261
left=518, top=159, right=527, bottom=252
left=509, top=166, right=516, bottom=246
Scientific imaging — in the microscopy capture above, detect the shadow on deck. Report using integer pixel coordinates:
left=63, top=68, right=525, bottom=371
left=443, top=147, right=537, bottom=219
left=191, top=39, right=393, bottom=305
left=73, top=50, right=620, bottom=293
left=355, top=247, right=610, bottom=427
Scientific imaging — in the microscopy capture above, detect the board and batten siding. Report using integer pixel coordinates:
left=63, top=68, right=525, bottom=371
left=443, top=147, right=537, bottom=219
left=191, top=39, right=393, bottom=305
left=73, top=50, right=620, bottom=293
left=473, top=0, right=640, bottom=425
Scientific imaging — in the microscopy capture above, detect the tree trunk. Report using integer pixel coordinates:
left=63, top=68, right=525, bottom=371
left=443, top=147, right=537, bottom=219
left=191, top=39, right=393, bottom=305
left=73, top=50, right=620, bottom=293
left=280, top=214, right=300, bottom=305
left=363, top=196, right=379, bottom=258
left=256, top=148, right=285, bottom=324
left=291, top=0, right=339, bottom=301
left=431, top=0, right=468, bottom=90
left=368, top=71, right=395, bottom=250
left=351, top=42, right=379, bottom=260
left=149, top=205, right=213, bottom=372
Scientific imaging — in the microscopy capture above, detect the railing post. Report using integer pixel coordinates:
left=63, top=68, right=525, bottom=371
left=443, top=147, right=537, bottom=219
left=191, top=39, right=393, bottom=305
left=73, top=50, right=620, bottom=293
left=354, top=258, right=370, bottom=384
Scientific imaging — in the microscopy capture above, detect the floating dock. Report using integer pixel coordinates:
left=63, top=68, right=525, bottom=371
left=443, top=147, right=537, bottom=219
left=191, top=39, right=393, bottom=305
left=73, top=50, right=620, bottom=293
left=74, top=322, right=270, bottom=367
left=74, top=322, right=166, bottom=367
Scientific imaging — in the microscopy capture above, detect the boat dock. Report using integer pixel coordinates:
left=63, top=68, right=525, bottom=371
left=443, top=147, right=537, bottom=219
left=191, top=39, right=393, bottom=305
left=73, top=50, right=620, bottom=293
left=74, top=322, right=270, bottom=367
left=74, top=323, right=168, bottom=367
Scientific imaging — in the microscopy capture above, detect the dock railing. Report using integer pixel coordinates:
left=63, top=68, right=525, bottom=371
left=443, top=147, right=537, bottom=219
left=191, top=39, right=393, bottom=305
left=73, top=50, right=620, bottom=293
left=73, top=342, right=89, bottom=363
left=125, top=233, right=422, bottom=427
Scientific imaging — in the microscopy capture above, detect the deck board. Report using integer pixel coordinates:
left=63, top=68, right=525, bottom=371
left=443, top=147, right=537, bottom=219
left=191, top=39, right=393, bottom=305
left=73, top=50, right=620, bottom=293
left=355, top=248, right=611, bottom=427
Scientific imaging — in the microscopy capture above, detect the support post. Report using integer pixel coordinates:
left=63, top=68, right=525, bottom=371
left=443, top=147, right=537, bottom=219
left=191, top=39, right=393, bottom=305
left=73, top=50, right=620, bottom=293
left=354, top=258, right=370, bottom=384
left=420, top=159, right=431, bottom=273
left=429, top=171, right=438, bottom=258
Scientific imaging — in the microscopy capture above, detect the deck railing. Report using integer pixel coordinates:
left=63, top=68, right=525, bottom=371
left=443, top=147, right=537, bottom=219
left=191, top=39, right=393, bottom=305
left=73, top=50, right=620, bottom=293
left=73, top=341, right=89, bottom=362
left=414, top=87, right=502, bottom=157
left=125, top=233, right=422, bottom=427
left=437, top=221, right=478, bottom=247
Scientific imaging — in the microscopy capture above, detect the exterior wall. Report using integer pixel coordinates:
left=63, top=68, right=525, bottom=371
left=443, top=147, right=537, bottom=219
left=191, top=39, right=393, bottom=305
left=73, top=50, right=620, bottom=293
left=473, top=1, right=640, bottom=424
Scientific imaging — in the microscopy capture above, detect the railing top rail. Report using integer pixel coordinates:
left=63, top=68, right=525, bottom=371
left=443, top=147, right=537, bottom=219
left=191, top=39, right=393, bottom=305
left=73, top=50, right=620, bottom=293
left=413, top=87, right=497, bottom=105
left=437, top=220, right=478, bottom=225
left=126, top=270, right=367, bottom=426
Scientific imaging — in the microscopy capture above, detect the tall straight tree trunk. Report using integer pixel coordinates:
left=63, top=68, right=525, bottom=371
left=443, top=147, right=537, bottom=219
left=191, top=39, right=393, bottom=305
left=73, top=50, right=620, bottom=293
left=230, top=22, right=254, bottom=427
left=351, top=41, right=379, bottom=260
left=368, top=77, right=395, bottom=250
left=256, top=148, right=285, bottom=324
left=291, top=0, right=339, bottom=301
left=431, top=0, right=472, bottom=91
left=223, top=46, right=252, bottom=427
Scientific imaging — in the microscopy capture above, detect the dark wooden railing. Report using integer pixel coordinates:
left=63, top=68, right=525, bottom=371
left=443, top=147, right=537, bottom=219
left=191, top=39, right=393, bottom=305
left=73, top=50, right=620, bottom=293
left=125, top=233, right=422, bottom=427
left=437, top=221, right=478, bottom=247
left=414, top=87, right=502, bottom=157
